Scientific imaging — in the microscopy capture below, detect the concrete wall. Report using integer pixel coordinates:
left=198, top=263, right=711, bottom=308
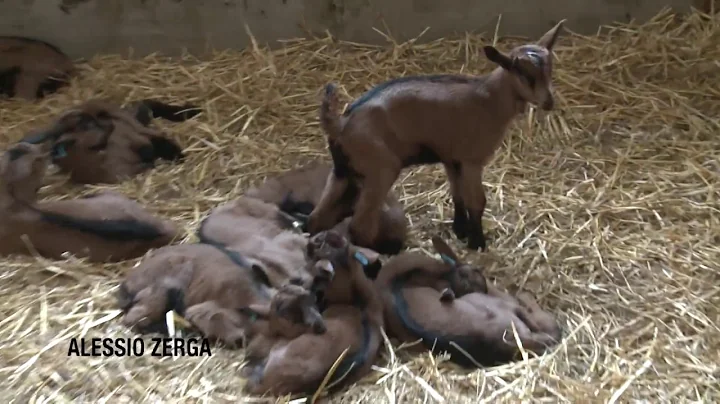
left=0, top=0, right=695, bottom=58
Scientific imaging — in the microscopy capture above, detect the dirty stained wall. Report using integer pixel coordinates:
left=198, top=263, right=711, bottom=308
left=0, top=0, right=695, bottom=58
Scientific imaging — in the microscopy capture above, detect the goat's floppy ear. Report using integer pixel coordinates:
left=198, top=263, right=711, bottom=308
left=248, top=260, right=272, bottom=286
left=483, top=46, right=514, bottom=71
left=537, top=20, right=566, bottom=51
left=431, top=236, right=461, bottom=267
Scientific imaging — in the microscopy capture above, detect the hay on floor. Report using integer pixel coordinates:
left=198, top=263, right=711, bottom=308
left=0, top=7, right=719, bottom=403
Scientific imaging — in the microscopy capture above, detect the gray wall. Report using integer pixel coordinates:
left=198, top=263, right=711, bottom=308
left=0, top=0, right=695, bottom=58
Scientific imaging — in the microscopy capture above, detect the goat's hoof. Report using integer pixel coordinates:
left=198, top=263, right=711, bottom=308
left=452, top=222, right=468, bottom=240
left=467, top=236, right=487, bottom=252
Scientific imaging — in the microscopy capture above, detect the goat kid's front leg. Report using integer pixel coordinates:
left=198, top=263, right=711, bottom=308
left=349, top=169, right=398, bottom=249
left=184, top=301, right=247, bottom=348
left=308, top=172, right=350, bottom=234
left=439, top=287, right=456, bottom=302
left=443, top=161, right=469, bottom=240
left=459, top=164, right=488, bottom=251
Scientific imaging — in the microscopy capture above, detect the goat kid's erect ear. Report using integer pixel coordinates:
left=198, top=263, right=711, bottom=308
left=483, top=46, right=514, bottom=71
left=537, top=20, right=566, bottom=51
left=431, top=236, right=461, bottom=266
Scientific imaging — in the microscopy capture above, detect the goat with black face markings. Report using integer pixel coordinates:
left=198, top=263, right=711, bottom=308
left=0, top=142, right=179, bottom=262
left=307, top=21, right=565, bottom=251
left=0, top=36, right=75, bottom=100
left=20, top=98, right=201, bottom=184
left=240, top=230, right=384, bottom=398
left=117, top=243, right=327, bottom=345
left=375, top=236, right=562, bottom=367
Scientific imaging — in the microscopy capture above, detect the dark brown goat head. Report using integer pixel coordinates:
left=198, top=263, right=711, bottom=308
left=0, top=142, right=48, bottom=203
left=47, top=103, right=116, bottom=167
left=250, top=282, right=326, bottom=336
left=21, top=99, right=183, bottom=184
left=482, top=20, right=565, bottom=111
left=305, top=229, right=359, bottom=283
left=431, top=236, right=488, bottom=296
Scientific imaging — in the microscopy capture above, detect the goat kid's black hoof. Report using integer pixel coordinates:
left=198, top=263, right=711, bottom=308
left=467, top=235, right=487, bottom=252
left=452, top=220, right=468, bottom=240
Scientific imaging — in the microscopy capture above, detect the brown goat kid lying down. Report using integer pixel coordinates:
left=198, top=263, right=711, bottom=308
left=240, top=230, right=384, bottom=397
left=197, top=195, right=337, bottom=288
left=245, top=161, right=409, bottom=255
left=0, top=143, right=179, bottom=262
left=375, top=236, right=561, bottom=367
left=118, top=243, right=329, bottom=344
left=307, top=22, right=565, bottom=251
left=20, top=98, right=201, bottom=184
left=0, top=36, right=75, bottom=100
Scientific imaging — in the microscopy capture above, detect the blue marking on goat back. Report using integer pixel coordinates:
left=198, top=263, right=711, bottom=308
left=353, top=251, right=369, bottom=266
left=440, top=254, right=456, bottom=267
left=344, top=74, right=471, bottom=115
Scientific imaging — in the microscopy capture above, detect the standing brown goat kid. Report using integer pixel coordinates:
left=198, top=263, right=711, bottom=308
left=0, top=36, right=75, bottom=100
left=0, top=142, right=179, bottom=262
left=245, top=161, right=409, bottom=255
left=240, top=230, right=384, bottom=398
left=20, top=98, right=201, bottom=184
left=307, top=21, right=565, bottom=251
left=375, top=236, right=561, bottom=367
left=118, top=243, right=328, bottom=345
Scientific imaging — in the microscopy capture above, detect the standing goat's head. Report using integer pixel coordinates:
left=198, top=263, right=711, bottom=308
left=482, top=20, right=565, bottom=111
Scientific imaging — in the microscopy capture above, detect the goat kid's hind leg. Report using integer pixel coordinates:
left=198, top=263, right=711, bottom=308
left=308, top=172, right=350, bottom=234
left=350, top=167, right=400, bottom=249
left=443, top=162, right=469, bottom=240
left=516, top=292, right=562, bottom=339
left=459, top=164, right=488, bottom=251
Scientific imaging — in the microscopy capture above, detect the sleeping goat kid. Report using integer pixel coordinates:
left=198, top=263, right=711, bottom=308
left=197, top=195, right=317, bottom=288
left=245, top=161, right=409, bottom=255
left=375, top=236, right=561, bottom=367
left=0, top=143, right=179, bottom=262
left=0, top=36, right=75, bottom=100
left=240, top=230, right=384, bottom=397
left=20, top=98, right=201, bottom=184
left=307, top=21, right=565, bottom=251
left=118, top=243, right=329, bottom=344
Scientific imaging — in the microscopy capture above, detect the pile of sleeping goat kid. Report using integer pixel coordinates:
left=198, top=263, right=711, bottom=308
left=0, top=23, right=566, bottom=399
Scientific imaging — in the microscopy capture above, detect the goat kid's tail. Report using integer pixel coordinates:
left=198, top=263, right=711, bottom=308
left=320, top=83, right=342, bottom=140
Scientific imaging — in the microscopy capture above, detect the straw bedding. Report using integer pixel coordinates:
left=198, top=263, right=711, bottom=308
left=0, top=8, right=718, bottom=403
